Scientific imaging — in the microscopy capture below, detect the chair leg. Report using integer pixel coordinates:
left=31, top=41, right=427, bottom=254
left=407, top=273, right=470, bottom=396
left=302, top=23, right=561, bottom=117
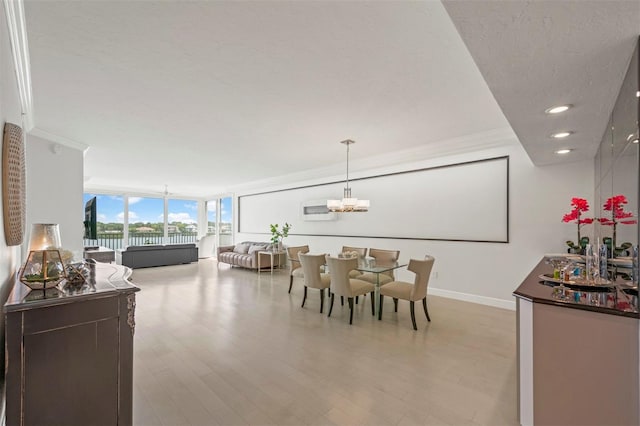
left=378, top=294, right=384, bottom=320
left=301, top=286, right=307, bottom=307
left=328, top=293, right=335, bottom=317
left=320, top=289, right=325, bottom=313
left=370, top=291, right=375, bottom=315
left=348, top=297, right=354, bottom=324
left=410, top=301, right=417, bottom=330
left=393, top=298, right=398, bottom=312
left=422, top=297, right=431, bottom=321
left=341, top=296, right=344, bottom=306
left=288, top=276, right=293, bottom=294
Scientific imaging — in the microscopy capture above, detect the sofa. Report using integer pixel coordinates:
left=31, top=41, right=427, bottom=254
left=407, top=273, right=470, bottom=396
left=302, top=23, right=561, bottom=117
left=217, top=241, right=284, bottom=270
left=116, top=243, right=198, bottom=268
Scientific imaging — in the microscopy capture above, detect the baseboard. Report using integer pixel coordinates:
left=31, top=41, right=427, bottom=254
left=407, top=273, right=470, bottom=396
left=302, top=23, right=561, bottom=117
left=429, top=287, right=516, bottom=311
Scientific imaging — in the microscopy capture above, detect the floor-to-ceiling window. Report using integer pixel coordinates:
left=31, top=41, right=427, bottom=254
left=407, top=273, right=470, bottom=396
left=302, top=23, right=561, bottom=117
left=167, top=198, right=198, bottom=243
left=206, top=200, right=217, bottom=237
left=127, top=197, right=164, bottom=246
left=220, top=196, right=233, bottom=246
left=84, top=193, right=202, bottom=249
left=206, top=195, right=234, bottom=250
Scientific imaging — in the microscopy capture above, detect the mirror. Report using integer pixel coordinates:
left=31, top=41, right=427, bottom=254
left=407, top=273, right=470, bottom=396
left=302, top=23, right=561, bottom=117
left=595, top=38, right=639, bottom=257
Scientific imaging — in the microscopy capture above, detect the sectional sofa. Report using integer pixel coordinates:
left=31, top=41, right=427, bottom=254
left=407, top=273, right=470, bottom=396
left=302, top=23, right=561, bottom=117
left=116, top=243, right=198, bottom=268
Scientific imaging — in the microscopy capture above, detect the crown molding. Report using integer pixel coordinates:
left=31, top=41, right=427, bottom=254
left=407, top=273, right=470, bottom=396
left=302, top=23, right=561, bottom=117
left=3, top=0, right=33, bottom=130
left=29, top=127, right=90, bottom=153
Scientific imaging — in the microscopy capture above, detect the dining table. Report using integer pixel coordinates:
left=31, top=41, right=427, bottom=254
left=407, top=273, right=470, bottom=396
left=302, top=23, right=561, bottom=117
left=344, top=258, right=408, bottom=314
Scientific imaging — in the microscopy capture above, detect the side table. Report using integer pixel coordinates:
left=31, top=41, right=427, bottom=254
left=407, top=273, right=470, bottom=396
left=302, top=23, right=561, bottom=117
left=258, top=250, right=285, bottom=274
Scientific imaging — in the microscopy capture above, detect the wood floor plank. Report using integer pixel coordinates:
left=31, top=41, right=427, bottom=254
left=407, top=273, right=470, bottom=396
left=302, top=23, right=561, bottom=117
left=131, top=259, right=518, bottom=425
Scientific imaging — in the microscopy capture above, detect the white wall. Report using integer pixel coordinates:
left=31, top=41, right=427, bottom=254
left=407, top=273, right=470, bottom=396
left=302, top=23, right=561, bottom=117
left=235, top=135, right=593, bottom=309
left=0, top=1, right=29, bottom=382
left=25, top=134, right=84, bottom=254
left=239, top=156, right=509, bottom=242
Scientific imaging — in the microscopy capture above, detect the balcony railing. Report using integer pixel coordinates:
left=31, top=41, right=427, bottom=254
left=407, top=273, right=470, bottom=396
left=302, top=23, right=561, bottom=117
left=84, top=232, right=200, bottom=250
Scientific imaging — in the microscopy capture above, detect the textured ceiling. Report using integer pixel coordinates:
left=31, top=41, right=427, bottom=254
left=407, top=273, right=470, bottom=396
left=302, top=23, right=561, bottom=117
left=443, top=0, right=639, bottom=166
left=23, top=1, right=639, bottom=198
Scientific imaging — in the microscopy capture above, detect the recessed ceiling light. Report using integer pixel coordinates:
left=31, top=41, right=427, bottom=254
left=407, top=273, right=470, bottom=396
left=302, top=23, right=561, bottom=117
left=636, top=91, right=640, bottom=98
left=551, top=131, right=573, bottom=139
left=545, top=104, right=572, bottom=114
left=556, top=149, right=572, bottom=155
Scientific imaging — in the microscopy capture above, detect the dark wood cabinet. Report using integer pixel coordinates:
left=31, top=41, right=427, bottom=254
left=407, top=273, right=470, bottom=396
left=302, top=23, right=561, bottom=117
left=4, top=262, right=139, bottom=426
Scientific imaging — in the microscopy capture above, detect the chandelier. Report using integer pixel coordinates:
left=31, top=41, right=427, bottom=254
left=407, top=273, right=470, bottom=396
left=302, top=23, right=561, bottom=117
left=327, top=139, right=370, bottom=212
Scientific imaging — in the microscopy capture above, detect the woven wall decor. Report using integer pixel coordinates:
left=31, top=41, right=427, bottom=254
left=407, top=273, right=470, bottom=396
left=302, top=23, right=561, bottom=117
left=2, top=122, right=26, bottom=246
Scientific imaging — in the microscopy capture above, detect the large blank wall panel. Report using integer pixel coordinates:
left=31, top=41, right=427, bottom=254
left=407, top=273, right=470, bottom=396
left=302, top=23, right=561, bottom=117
left=239, top=156, right=508, bottom=242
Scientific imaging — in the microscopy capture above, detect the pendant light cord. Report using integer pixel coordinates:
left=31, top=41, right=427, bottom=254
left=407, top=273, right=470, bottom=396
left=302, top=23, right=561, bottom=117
left=345, top=142, right=350, bottom=192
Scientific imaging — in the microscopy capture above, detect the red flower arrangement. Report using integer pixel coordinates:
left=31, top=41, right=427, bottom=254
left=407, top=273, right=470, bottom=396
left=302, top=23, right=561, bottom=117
left=562, top=197, right=594, bottom=251
left=598, top=194, right=637, bottom=253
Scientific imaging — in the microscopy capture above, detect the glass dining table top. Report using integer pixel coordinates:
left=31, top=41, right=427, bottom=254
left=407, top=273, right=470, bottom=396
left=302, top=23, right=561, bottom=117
left=322, top=257, right=407, bottom=314
left=355, top=259, right=407, bottom=274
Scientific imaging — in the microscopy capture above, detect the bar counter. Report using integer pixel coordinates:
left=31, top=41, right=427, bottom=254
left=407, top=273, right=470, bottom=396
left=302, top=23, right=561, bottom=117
left=514, top=258, right=639, bottom=426
left=514, top=259, right=638, bottom=318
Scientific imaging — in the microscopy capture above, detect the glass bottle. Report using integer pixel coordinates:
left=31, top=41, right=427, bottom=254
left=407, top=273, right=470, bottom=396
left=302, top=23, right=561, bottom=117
left=632, top=245, right=639, bottom=285
left=598, top=242, right=608, bottom=281
left=585, top=244, right=594, bottom=282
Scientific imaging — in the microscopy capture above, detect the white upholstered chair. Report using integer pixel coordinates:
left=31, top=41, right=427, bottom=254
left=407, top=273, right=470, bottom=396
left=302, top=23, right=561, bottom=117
left=326, top=256, right=375, bottom=324
left=299, top=253, right=332, bottom=313
left=287, top=245, right=309, bottom=294
left=358, top=248, right=400, bottom=286
left=378, top=256, right=435, bottom=330
left=197, top=234, right=216, bottom=258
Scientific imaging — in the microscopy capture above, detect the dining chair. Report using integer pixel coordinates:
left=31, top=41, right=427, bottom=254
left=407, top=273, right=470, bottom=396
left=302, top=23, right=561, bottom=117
left=359, top=248, right=401, bottom=285
left=341, top=246, right=367, bottom=278
left=378, top=256, right=435, bottom=330
left=299, top=253, right=332, bottom=313
left=287, top=245, right=309, bottom=293
left=326, top=256, right=375, bottom=324
left=341, top=246, right=368, bottom=258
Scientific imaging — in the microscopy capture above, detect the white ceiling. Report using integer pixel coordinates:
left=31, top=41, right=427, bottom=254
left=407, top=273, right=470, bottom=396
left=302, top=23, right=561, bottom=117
left=22, top=1, right=639, bottom=198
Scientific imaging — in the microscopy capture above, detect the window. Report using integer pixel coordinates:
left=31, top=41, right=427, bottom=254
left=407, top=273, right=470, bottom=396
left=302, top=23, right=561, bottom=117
left=207, top=200, right=216, bottom=236
left=220, top=196, right=233, bottom=246
left=127, top=197, right=164, bottom=246
left=84, top=192, right=217, bottom=249
left=206, top=195, right=234, bottom=248
left=167, top=199, right=198, bottom=243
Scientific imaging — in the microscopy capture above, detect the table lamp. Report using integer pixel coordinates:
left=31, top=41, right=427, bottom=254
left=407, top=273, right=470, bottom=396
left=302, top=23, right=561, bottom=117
left=19, top=223, right=66, bottom=289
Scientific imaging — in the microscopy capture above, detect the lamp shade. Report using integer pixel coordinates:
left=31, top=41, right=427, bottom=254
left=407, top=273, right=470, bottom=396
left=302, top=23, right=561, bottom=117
left=28, top=223, right=62, bottom=250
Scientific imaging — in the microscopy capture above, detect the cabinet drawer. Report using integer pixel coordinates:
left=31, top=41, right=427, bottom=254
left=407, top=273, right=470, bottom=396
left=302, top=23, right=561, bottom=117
left=22, top=296, right=119, bottom=334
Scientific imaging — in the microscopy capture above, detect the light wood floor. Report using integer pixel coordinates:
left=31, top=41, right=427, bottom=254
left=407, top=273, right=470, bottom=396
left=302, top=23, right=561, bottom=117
left=130, top=259, right=518, bottom=426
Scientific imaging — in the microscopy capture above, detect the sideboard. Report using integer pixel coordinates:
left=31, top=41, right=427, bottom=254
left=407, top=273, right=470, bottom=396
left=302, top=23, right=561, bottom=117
left=3, top=261, right=140, bottom=426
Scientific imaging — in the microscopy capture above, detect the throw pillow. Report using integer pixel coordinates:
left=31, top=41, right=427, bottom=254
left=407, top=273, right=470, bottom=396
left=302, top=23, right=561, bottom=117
left=233, top=243, right=250, bottom=254
left=248, top=244, right=265, bottom=255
